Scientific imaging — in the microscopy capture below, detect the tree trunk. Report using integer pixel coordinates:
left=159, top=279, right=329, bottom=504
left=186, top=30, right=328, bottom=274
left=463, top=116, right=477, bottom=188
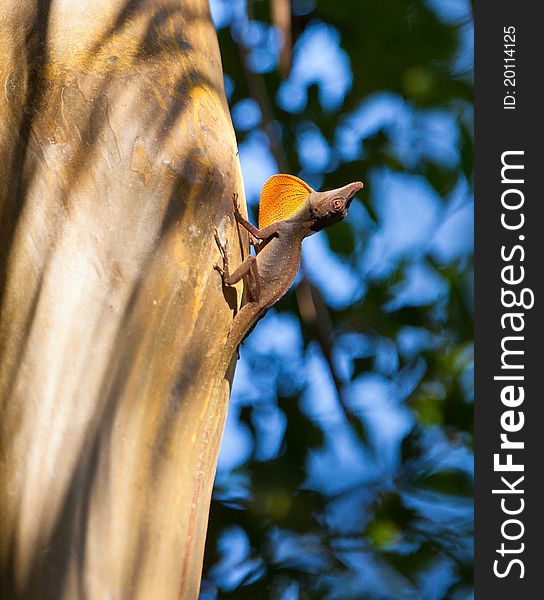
left=0, top=1, right=243, bottom=598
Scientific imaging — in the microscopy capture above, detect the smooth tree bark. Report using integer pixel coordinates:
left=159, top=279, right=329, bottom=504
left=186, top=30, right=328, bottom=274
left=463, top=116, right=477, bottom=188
left=0, top=1, right=245, bottom=598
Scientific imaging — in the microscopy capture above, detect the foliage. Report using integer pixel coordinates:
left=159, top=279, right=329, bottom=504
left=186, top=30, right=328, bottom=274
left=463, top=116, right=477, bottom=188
left=202, top=1, right=473, bottom=598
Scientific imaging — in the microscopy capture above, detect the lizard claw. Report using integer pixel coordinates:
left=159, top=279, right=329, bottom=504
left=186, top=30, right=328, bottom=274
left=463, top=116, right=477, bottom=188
left=232, top=192, right=242, bottom=217
left=213, top=263, right=225, bottom=277
left=213, top=229, right=229, bottom=276
left=213, top=229, right=227, bottom=256
left=221, top=238, right=229, bottom=259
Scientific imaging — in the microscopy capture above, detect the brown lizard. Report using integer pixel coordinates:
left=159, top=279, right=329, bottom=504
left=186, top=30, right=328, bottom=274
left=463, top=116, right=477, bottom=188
left=214, top=174, right=363, bottom=362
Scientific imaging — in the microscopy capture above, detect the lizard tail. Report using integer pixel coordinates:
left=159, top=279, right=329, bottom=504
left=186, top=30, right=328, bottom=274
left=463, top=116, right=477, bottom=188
left=219, top=302, right=262, bottom=375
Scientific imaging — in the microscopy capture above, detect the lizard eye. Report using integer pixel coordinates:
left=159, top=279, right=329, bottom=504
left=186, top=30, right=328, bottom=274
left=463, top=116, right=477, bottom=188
left=332, top=199, right=344, bottom=210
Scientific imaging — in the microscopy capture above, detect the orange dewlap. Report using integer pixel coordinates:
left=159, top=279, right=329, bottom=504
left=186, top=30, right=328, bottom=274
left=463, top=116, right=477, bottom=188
left=258, top=174, right=313, bottom=229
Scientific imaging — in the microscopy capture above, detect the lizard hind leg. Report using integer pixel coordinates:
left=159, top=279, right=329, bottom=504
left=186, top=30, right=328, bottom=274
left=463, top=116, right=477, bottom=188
left=214, top=229, right=260, bottom=303
left=222, top=255, right=260, bottom=303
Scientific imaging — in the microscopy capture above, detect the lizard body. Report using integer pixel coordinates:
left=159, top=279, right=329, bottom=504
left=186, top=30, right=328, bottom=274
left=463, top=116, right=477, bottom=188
left=214, top=174, right=363, bottom=363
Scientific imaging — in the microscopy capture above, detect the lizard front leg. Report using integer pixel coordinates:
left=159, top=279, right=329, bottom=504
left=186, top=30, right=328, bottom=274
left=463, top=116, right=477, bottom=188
left=232, top=193, right=280, bottom=252
left=214, top=230, right=261, bottom=303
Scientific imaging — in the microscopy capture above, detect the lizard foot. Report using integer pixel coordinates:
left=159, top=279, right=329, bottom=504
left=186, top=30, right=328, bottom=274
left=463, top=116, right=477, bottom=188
left=213, top=229, right=230, bottom=275
left=232, top=192, right=243, bottom=218
left=213, top=229, right=228, bottom=256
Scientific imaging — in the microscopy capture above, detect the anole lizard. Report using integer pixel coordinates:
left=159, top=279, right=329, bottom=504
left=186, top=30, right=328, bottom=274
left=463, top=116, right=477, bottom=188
left=214, top=174, right=363, bottom=363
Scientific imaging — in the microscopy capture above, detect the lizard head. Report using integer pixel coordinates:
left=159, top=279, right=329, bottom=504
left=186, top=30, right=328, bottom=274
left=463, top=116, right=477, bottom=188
left=308, top=180, right=363, bottom=231
left=258, top=175, right=363, bottom=232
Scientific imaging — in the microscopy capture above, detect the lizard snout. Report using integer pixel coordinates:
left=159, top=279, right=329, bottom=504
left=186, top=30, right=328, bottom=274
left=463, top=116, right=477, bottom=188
left=346, top=181, right=364, bottom=205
